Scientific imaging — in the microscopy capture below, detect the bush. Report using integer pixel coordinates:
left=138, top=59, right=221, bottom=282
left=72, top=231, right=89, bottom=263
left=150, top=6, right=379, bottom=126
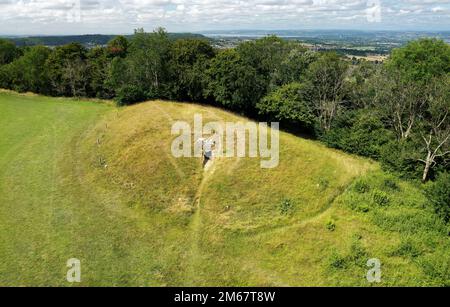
left=279, top=199, right=295, bottom=216
left=321, top=110, right=393, bottom=159
left=319, top=178, right=329, bottom=191
left=419, top=250, right=450, bottom=286
left=355, top=203, right=370, bottom=213
left=348, top=240, right=368, bottom=267
left=328, top=252, right=348, bottom=269
left=372, top=190, right=390, bottom=207
left=384, top=178, right=400, bottom=191
left=380, top=140, right=423, bottom=180
left=326, top=219, right=336, bottom=232
left=353, top=180, right=371, bottom=194
left=390, top=238, right=422, bottom=258
left=328, top=239, right=368, bottom=270
left=116, top=85, right=146, bottom=106
left=426, top=173, right=450, bottom=223
left=257, top=82, right=316, bottom=131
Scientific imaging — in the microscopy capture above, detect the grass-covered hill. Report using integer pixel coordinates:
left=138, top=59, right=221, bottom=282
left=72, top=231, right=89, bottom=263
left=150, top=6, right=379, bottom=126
left=0, top=91, right=448, bottom=286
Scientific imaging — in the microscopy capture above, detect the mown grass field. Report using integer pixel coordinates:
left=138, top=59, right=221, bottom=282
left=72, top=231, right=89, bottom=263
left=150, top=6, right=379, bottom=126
left=0, top=91, right=449, bottom=286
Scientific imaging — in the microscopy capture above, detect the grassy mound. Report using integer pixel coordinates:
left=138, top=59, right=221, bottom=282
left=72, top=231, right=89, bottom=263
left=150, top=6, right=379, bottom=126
left=0, top=92, right=448, bottom=286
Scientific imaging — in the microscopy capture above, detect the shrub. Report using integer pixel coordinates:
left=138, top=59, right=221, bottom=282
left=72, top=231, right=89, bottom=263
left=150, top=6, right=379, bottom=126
left=419, top=250, right=450, bottom=286
left=353, top=180, right=370, bottom=194
left=390, top=238, right=422, bottom=258
left=116, top=85, right=146, bottom=106
left=384, top=178, right=400, bottom=191
left=426, top=173, right=450, bottom=223
left=372, top=190, right=390, bottom=207
left=355, top=203, right=370, bottom=213
left=328, top=239, right=368, bottom=270
left=328, top=252, right=348, bottom=269
left=371, top=210, right=448, bottom=236
left=326, top=220, right=336, bottom=232
left=380, top=140, right=423, bottom=180
left=321, top=110, right=393, bottom=159
left=257, top=82, right=316, bottom=131
left=348, top=240, right=368, bottom=267
left=319, top=178, right=329, bottom=191
left=279, top=199, right=295, bottom=216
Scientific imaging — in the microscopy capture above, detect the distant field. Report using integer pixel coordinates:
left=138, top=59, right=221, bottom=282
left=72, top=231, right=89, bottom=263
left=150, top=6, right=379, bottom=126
left=0, top=92, right=448, bottom=286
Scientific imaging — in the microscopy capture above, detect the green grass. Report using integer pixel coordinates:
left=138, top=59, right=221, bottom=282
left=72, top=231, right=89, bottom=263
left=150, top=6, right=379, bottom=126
left=0, top=91, right=449, bottom=286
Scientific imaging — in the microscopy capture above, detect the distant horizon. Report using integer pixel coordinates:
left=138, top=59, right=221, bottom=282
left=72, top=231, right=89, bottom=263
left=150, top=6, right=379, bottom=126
left=1, top=28, right=450, bottom=38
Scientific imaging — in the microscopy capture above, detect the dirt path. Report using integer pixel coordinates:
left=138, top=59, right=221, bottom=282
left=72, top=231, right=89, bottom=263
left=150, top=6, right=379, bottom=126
left=185, top=156, right=217, bottom=285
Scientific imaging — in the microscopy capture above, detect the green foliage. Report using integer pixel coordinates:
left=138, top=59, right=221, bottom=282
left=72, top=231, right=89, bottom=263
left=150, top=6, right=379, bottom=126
left=277, top=47, right=317, bottom=85
left=380, top=140, right=423, bottom=179
left=353, top=179, right=371, bottom=194
left=279, top=199, right=295, bottom=216
left=328, top=252, right=348, bottom=269
left=322, top=110, right=393, bottom=159
left=9, top=46, right=52, bottom=94
left=371, top=190, right=390, bottom=207
left=419, top=250, right=450, bottom=286
left=0, top=39, right=21, bottom=66
left=87, top=47, right=112, bottom=99
left=347, top=60, right=380, bottom=108
left=169, top=39, right=215, bottom=101
left=257, top=82, right=315, bottom=130
left=107, top=35, right=129, bottom=58
left=124, top=28, right=173, bottom=99
left=306, top=52, right=349, bottom=131
left=237, top=36, right=290, bottom=91
left=204, top=49, right=261, bottom=112
left=116, top=84, right=146, bottom=106
left=45, top=42, right=88, bottom=97
left=105, top=57, right=127, bottom=96
left=328, top=239, right=367, bottom=271
left=348, top=239, right=368, bottom=267
left=387, top=38, right=450, bottom=83
left=326, top=219, right=336, bottom=232
left=426, top=172, right=450, bottom=223
left=384, top=179, right=400, bottom=191
left=390, top=238, right=422, bottom=258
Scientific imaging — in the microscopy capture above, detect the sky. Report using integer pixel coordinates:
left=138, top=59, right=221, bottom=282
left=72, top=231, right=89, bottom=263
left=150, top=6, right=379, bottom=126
left=0, top=0, right=449, bottom=35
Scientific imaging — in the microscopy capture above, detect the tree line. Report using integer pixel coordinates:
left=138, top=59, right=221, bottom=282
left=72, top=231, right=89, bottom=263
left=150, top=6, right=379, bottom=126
left=0, top=28, right=449, bottom=187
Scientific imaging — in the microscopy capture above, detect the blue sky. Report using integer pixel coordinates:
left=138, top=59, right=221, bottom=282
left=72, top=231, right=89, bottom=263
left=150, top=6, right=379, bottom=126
left=0, top=0, right=449, bottom=35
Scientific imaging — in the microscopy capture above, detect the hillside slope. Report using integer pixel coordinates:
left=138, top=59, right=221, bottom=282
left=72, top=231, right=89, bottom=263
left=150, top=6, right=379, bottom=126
left=0, top=92, right=448, bottom=286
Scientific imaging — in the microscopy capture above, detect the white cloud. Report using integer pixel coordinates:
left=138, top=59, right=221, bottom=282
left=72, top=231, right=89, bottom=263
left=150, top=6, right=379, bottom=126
left=0, top=0, right=449, bottom=34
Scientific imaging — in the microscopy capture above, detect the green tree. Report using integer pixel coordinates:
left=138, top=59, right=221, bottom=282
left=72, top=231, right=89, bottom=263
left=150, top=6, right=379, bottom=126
left=0, top=39, right=21, bottom=66
left=418, top=77, right=450, bottom=182
left=305, top=52, right=349, bottom=132
left=257, top=82, right=315, bottom=130
left=322, top=110, right=393, bottom=159
left=276, top=46, right=317, bottom=86
left=169, top=39, right=215, bottom=101
left=426, top=172, right=450, bottom=223
left=87, top=46, right=112, bottom=98
left=9, top=46, right=52, bottom=93
left=374, top=68, right=426, bottom=140
left=107, top=35, right=129, bottom=58
left=387, top=38, right=450, bottom=83
left=126, top=28, right=172, bottom=98
left=45, top=42, right=88, bottom=96
left=347, top=60, right=379, bottom=109
left=237, top=36, right=292, bottom=93
left=204, top=49, right=261, bottom=112
left=105, top=56, right=129, bottom=96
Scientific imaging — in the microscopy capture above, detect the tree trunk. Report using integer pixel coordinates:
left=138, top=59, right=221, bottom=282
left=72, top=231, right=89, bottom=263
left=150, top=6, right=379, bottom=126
left=422, top=153, right=433, bottom=183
